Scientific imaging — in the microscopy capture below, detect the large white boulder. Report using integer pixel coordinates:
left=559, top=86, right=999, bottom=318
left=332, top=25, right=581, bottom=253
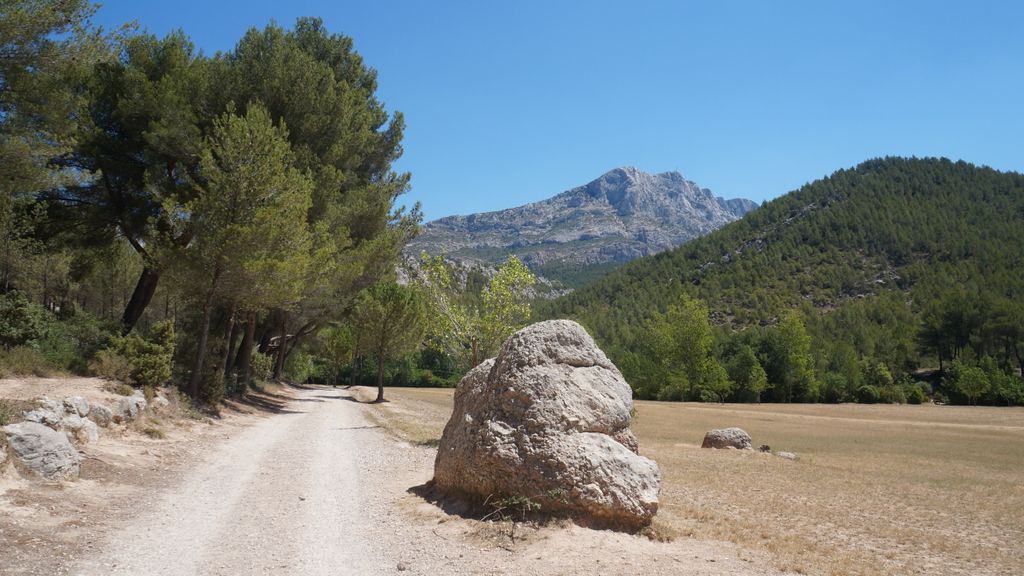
left=433, top=320, right=660, bottom=529
left=2, top=421, right=81, bottom=480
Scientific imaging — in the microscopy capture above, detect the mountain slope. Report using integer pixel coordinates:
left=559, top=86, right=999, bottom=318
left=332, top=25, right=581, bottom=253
left=537, top=158, right=1024, bottom=355
left=406, top=167, right=757, bottom=287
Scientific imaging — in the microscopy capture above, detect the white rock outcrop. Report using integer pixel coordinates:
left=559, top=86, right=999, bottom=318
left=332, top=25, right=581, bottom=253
left=434, top=320, right=660, bottom=529
left=2, top=421, right=81, bottom=480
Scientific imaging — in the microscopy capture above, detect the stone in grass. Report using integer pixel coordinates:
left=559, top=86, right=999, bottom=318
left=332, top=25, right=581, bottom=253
left=434, top=319, right=661, bottom=530
left=701, top=427, right=753, bottom=450
left=1, top=421, right=81, bottom=480
left=775, top=451, right=798, bottom=461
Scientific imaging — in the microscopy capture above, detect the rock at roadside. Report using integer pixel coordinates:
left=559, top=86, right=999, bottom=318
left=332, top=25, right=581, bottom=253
left=433, top=319, right=661, bottom=530
left=63, top=396, right=90, bottom=417
left=60, top=414, right=99, bottom=444
left=113, top=390, right=147, bottom=423
left=22, top=396, right=65, bottom=427
left=88, top=403, right=113, bottom=427
left=152, top=395, right=169, bottom=410
left=701, top=427, right=753, bottom=450
left=2, top=422, right=81, bottom=480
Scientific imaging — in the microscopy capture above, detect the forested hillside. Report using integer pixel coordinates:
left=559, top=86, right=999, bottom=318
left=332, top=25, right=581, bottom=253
left=538, top=158, right=1024, bottom=405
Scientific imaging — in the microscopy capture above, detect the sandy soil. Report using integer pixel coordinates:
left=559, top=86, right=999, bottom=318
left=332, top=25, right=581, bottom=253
left=1, top=382, right=787, bottom=576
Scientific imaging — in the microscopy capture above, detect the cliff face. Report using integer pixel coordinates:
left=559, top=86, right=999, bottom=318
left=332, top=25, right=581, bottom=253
left=406, top=167, right=756, bottom=287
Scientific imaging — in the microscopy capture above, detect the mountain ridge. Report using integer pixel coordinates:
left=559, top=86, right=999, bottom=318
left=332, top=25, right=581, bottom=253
left=406, top=166, right=757, bottom=287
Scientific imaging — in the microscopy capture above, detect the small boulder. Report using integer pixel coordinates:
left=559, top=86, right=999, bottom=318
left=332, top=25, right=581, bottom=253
left=434, top=320, right=661, bottom=530
left=113, top=390, right=147, bottom=423
left=23, top=396, right=65, bottom=427
left=63, top=396, right=90, bottom=417
left=775, top=451, right=797, bottom=461
left=87, top=403, right=113, bottom=427
left=152, top=395, right=170, bottom=410
left=60, top=414, right=99, bottom=444
left=2, top=421, right=81, bottom=480
left=701, top=427, right=753, bottom=450
left=758, top=444, right=771, bottom=453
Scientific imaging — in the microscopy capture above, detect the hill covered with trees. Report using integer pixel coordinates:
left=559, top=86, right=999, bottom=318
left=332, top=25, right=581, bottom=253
left=537, top=158, right=1024, bottom=405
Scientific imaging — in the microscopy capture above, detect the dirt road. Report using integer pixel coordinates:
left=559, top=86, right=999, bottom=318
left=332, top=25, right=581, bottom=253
left=67, top=386, right=782, bottom=576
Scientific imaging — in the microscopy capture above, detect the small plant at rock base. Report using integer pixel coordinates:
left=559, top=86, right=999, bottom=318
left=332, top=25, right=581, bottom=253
left=141, top=427, right=165, bottom=439
left=488, top=494, right=543, bottom=522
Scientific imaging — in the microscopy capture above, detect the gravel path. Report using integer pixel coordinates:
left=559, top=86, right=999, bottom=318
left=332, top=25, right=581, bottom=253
left=69, top=386, right=783, bottom=576
left=72, top=387, right=389, bottom=576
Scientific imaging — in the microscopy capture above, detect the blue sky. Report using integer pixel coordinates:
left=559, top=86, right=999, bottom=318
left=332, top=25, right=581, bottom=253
left=93, top=1, right=1024, bottom=221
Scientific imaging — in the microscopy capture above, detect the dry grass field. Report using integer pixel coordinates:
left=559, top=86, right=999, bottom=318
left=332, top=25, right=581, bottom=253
left=373, top=387, right=1024, bottom=576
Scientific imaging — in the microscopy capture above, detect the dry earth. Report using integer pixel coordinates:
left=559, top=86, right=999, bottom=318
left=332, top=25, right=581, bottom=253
left=0, top=379, right=786, bottom=576
left=378, top=388, right=1024, bottom=576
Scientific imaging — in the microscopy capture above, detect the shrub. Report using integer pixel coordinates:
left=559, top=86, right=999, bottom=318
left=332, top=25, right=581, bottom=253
left=856, top=385, right=881, bottom=404
left=249, top=351, right=274, bottom=383
left=0, top=292, right=46, bottom=349
left=37, top=311, right=117, bottom=374
left=904, top=383, right=927, bottom=404
left=91, top=321, right=175, bottom=388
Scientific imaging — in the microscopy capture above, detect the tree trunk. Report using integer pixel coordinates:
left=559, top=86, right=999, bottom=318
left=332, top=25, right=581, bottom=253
left=273, top=312, right=288, bottom=381
left=375, top=355, right=385, bottom=403
left=236, top=310, right=257, bottom=390
left=187, top=293, right=215, bottom=398
left=471, top=336, right=478, bottom=368
left=121, top=266, right=161, bottom=334
left=221, top=305, right=238, bottom=383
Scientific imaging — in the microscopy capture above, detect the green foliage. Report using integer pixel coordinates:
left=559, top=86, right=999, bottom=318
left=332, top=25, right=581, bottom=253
left=726, top=345, right=769, bottom=402
left=629, top=294, right=732, bottom=401
left=538, top=158, right=1024, bottom=405
left=91, top=320, right=175, bottom=388
left=946, top=363, right=991, bottom=406
left=414, top=255, right=536, bottom=370
left=248, top=351, right=274, bottom=384
left=903, top=383, right=927, bottom=404
left=856, top=385, right=881, bottom=404
left=0, top=292, right=46, bottom=348
left=352, top=281, right=427, bottom=400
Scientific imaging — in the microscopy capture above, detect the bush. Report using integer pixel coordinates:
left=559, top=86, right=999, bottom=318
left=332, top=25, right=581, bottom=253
left=90, top=321, right=175, bottom=388
left=249, top=351, right=274, bottom=383
left=37, top=312, right=117, bottom=374
left=0, top=292, right=46, bottom=349
left=904, top=383, right=927, bottom=404
left=200, top=370, right=225, bottom=406
left=856, top=385, right=881, bottom=404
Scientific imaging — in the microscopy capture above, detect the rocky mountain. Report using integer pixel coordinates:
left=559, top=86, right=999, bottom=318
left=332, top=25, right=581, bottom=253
left=406, top=167, right=757, bottom=288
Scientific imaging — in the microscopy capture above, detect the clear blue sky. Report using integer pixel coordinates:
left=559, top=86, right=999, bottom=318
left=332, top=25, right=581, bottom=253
left=93, top=1, right=1024, bottom=221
